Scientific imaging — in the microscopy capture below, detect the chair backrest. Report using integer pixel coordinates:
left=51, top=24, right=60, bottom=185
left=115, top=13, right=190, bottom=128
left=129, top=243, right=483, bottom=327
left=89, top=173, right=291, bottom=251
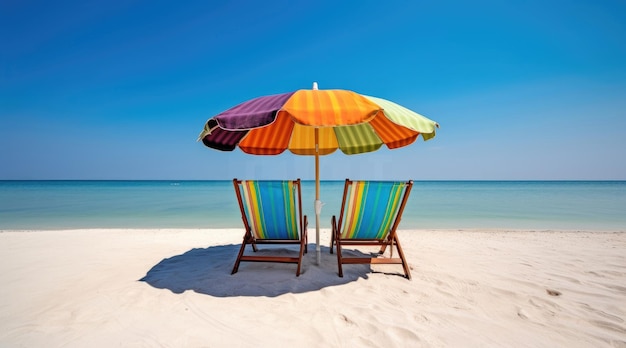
left=234, top=179, right=302, bottom=240
left=338, top=180, right=412, bottom=240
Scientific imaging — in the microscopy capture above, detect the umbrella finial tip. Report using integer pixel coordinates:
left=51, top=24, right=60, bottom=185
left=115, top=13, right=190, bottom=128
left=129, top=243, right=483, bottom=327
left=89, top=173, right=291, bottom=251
left=312, top=82, right=318, bottom=90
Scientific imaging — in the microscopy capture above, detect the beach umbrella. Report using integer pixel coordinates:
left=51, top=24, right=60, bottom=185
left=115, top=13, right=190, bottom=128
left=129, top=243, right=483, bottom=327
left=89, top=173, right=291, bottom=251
left=198, top=83, right=439, bottom=265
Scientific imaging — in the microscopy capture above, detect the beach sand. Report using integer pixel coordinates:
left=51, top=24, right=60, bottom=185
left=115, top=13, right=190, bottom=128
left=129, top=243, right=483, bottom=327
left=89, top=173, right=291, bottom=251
left=0, top=228, right=625, bottom=347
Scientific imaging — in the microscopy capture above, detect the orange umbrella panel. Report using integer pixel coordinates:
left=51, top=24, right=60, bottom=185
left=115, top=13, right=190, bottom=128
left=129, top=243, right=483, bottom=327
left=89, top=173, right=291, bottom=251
left=281, top=89, right=382, bottom=127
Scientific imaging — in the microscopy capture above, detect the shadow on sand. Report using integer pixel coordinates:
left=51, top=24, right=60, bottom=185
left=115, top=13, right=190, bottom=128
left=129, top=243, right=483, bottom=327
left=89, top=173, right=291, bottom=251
left=140, top=243, right=375, bottom=297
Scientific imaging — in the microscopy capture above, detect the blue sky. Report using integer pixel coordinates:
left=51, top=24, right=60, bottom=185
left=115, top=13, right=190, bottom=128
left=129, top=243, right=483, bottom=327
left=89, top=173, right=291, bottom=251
left=2, top=0, right=625, bottom=180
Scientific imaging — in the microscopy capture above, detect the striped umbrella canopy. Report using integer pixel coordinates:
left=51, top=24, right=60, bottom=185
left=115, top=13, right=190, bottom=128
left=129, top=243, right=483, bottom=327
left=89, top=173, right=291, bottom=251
left=198, top=83, right=439, bottom=264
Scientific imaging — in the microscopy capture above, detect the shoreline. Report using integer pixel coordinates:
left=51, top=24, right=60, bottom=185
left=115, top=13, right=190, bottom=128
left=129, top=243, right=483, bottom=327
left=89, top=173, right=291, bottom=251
left=2, top=227, right=625, bottom=233
left=1, top=228, right=625, bottom=347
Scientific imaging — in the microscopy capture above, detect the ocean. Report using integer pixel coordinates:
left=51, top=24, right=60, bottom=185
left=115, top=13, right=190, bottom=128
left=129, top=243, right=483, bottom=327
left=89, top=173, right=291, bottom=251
left=1, top=180, right=625, bottom=231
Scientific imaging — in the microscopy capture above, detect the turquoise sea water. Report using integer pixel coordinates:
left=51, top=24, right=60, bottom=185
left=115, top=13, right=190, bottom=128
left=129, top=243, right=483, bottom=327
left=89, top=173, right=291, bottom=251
left=1, top=181, right=625, bottom=231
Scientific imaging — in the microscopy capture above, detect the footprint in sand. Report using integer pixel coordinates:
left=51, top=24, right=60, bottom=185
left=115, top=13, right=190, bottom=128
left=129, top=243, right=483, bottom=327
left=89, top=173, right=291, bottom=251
left=517, top=308, right=529, bottom=320
left=337, top=313, right=356, bottom=326
left=546, top=289, right=562, bottom=296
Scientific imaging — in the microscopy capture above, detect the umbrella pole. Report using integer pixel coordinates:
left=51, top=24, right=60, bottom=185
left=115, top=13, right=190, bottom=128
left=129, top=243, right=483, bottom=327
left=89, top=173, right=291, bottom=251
left=314, top=128, right=321, bottom=265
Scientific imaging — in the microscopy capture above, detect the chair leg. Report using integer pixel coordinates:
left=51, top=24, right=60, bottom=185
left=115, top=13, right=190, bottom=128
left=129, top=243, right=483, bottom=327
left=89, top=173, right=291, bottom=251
left=335, top=238, right=344, bottom=278
left=302, top=228, right=307, bottom=254
left=330, top=216, right=336, bottom=254
left=393, top=235, right=411, bottom=280
left=232, top=235, right=249, bottom=275
left=296, top=231, right=307, bottom=276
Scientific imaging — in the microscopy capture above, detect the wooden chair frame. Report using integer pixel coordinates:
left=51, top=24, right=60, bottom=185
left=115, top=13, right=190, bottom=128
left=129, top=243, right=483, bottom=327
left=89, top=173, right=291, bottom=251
left=232, top=179, right=308, bottom=276
left=330, top=179, right=413, bottom=280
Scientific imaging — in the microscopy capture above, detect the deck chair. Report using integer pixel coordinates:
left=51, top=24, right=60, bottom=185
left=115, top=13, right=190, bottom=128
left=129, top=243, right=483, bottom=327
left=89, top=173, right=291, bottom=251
left=232, top=179, right=308, bottom=276
left=330, top=179, right=413, bottom=279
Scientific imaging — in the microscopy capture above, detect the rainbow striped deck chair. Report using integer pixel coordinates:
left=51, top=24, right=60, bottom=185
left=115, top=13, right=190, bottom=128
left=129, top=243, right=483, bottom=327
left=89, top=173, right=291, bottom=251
left=330, top=179, right=413, bottom=279
left=232, top=179, right=308, bottom=276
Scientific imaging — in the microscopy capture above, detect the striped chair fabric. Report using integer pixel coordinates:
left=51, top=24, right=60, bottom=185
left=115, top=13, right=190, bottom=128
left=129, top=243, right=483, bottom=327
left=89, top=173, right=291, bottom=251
left=239, top=180, right=299, bottom=240
left=340, top=181, right=407, bottom=240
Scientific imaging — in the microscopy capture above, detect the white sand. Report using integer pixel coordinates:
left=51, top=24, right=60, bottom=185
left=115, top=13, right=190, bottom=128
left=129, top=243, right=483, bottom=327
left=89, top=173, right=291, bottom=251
left=0, top=228, right=625, bottom=347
